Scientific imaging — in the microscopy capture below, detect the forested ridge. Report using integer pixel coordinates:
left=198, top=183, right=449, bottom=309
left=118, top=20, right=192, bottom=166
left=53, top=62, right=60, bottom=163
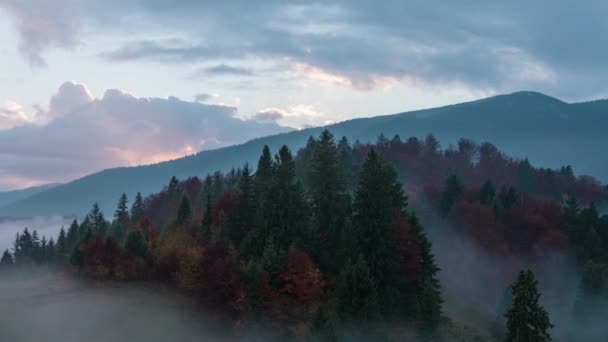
left=2, top=130, right=608, bottom=341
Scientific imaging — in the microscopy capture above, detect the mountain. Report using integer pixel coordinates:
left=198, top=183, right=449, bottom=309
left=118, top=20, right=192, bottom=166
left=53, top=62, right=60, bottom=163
left=0, top=184, right=60, bottom=210
left=1, top=91, right=607, bottom=218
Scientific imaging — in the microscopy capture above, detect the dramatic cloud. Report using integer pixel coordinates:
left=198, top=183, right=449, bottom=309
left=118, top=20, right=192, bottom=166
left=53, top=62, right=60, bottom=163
left=4, top=1, right=608, bottom=97
left=0, top=82, right=289, bottom=190
left=255, top=105, right=331, bottom=129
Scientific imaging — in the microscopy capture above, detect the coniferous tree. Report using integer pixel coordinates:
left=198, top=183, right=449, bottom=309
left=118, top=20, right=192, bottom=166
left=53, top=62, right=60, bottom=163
left=353, top=149, right=407, bottom=316
left=410, top=213, right=443, bottom=337
left=66, top=219, right=80, bottom=251
left=176, top=196, right=192, bottom=225
left=571, top=261, right=608, bottom=341
left=439, top=172, right=463, bottom=218
left=200, top=192, right=213, bottom=243
left=111, top=193, right=130, bottom=240
left=168, top=176, right=180, bottom=198
left=89, top=203, right=108, bottom=235
left=505, top=270, right=552, bottom=342
left=131, top=192, right=145, bottom=224
left=0, top=249, right=13, bottom=268
left=255, top=145, right=275, bottom=233
left=234, top=163, right=255, bottom=245
left=336, top=255, right=381, bottom=322
left=47, top=237, right=56, bottom=263
left=309, top=130, right=349, bottom=272
left=125, top=230, right=148, bottom=258
left=56, top=227, right=67, bottom=259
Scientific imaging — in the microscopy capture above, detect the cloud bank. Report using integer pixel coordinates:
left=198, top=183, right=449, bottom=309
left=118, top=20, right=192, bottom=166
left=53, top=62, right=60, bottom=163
left=0, top=82, right=289, bottom=190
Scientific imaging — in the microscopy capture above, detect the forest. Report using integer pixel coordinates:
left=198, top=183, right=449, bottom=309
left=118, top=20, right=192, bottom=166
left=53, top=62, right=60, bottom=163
left=2, top=130, right=608, bottom=341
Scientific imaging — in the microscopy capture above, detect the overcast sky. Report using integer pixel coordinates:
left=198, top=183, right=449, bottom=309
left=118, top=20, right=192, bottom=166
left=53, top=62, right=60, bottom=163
left=0, top=1, right=607, bottom=190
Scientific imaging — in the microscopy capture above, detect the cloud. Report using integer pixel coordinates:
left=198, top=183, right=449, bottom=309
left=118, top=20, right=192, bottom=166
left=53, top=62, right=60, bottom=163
left=253, top=108, right=285, bottom=123
left=194, top=93, right=212, bottom=103
left=200, top=64, right=254, bottom=76
left=0, top=101, right=33, bottom=130
left=0, top=0, right=81, bottom=67
left=3, top=2, right=608, bottom=97
left=255, top=104, right=329, bottom=129
left=0, top=82, right=290, bottom=190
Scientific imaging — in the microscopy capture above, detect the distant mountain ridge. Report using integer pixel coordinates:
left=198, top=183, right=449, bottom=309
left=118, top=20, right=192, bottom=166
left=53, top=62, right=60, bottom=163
left=1, top=91, right=607, bottom=218
left=0, top=184, right=61, bottom=210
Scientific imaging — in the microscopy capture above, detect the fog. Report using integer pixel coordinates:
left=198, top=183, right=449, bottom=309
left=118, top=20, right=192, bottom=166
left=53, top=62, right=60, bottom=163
left=0, top=216, right=75, bottom=252
left=0, top=271, right=232, bottom=342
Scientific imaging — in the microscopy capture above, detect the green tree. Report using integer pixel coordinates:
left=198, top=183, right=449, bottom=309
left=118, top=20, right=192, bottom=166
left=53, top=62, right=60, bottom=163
left=131, top=192, right=145, bottom=224
left=505, top=270, right=552, bottom=342
left=0, top=250, right=13, bottom=268
left=336, top=255, right=381, bottom=321
left=56, top=227, right=68, bottom=259
left=176, top=196, right=192, bottom=225
left=411, top=214, right=443, bottom=337
left=308, top=130, right=349, bottom=272
left=439, top=172, right=463, bottom=218
left=66, top=219, right=80, bottom=251
left=89, top=203, right=108, bottom=235
left=234, top=163, right=256, bottom=245
left=111, top=193, right=129, bottom=241
left=353, top=149, right=407, bottom=316
left=307, top=307, right=340, bottom=342
left=125, top=230, right=148, bottom=258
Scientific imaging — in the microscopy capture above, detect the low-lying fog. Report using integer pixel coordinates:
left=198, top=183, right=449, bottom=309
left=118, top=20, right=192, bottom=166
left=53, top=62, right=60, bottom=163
left=0, top=217, right=75, bottom=252
left=0, top=271, right=230, bottom=342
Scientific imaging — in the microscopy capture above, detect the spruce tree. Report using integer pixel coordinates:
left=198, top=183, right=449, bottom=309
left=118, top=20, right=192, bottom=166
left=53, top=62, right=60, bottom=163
left=308, top=307, right=340, bottom=342
left=66, top=219, right=80, bottom=251
left=125, top=230, right=148, bottom=258
left=176, top=195, right=192, bottom=225
left=89, top=203, right=108, bottom=235
left=0, top=250, right=13, bottom=268
left=131, top=192, right=145, bottom=224
left=200, top=192, right=213, bottom=243
left=235, top=163, right=256, bottom=245
left=309, top=130, right=348, bottom=272
left=353, top=149, right=407, bottom=315
left=410, top=214, right=443, bottom=336
left=439, top=172, right=463, bottom=218
left=56, top=227, right=67, bottom=259
left=254, top=145, right=274, bottom=233
left=505, top=270, right=552, bottom=342
left=114, top=193, right=129, bottom=223
left=336, top=255, right=381, bottom=322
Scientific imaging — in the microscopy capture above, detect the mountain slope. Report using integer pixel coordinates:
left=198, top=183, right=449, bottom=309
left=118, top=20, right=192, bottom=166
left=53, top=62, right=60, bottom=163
left=0, top=183, right=60, bottom=209
left=2, top=91, right=607, bottom=218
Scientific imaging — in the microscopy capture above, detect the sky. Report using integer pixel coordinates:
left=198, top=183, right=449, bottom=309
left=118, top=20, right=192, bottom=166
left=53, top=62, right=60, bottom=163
left=0, top=1, right=607, bottom=191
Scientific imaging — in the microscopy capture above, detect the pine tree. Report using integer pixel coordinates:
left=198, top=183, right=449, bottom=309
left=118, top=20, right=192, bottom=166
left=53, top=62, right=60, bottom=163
left=66, top=219, right=80, bottom=251
left=0, top=250, right=13, bottom=268
left=254, top=145, right=275, bottom=233
left=353, top=149, right=407, bottom=315
left=308, top=130, right=348, bottom=272
left=168, top=176, right=180, bottom=197
left=505, top=270, right=552, bottom=342
left=46, top=237, right=56, bottom=263
left=125, top=230, right=148, bottom=258
left=411, top=214, right=443, bottom=337
left=56, top=227, right=67, bottom=259
left=131, top=192, right=145, bottom=224
left=176, top=195, right=192, bottom=225
left=234, top=163, right=256, bottom=245
left=336, top=255, right=381, bottom=322
left=439, top=172, right=463, bottom=218
left=571, top=261, right=608, bottom=341
left=200, top=192, right=213, bottom=243
left=114, top=193, right=129, bottom=223
left=89, top=203, right=108, bottom=235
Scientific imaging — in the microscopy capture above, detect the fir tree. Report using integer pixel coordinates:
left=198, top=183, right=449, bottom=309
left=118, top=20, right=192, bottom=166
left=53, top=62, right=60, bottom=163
left=439, top=172, right=463, bottom=218
left=89, top=203, right=108, bottom=235
left=505, top=270, right=552, bottom=342
left=234, top=163, right=256, bottom=245
left=308, top=307, right=340, bottom=342
left=131, top=192, right=145, bottom=224
left=176, top=195, right=192, bottom=225
left=125, top=231, right=148, bottom=258
left=353, top=149, right=407, bottom=316
left=56, top=226, right=67, bottom=259
left=0, top=250, right=13, bottom=268
left=336, top=255, right=381, bottom=322
left=411, top=214, right=443, bottom=337
left=66, top=219, right=80, bottom=251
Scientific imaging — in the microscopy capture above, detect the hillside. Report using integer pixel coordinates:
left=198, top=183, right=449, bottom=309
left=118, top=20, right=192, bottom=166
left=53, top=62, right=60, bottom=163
left=0, top=184, right=60, bottom=209
left=2, top=91, right=607, bottom=217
